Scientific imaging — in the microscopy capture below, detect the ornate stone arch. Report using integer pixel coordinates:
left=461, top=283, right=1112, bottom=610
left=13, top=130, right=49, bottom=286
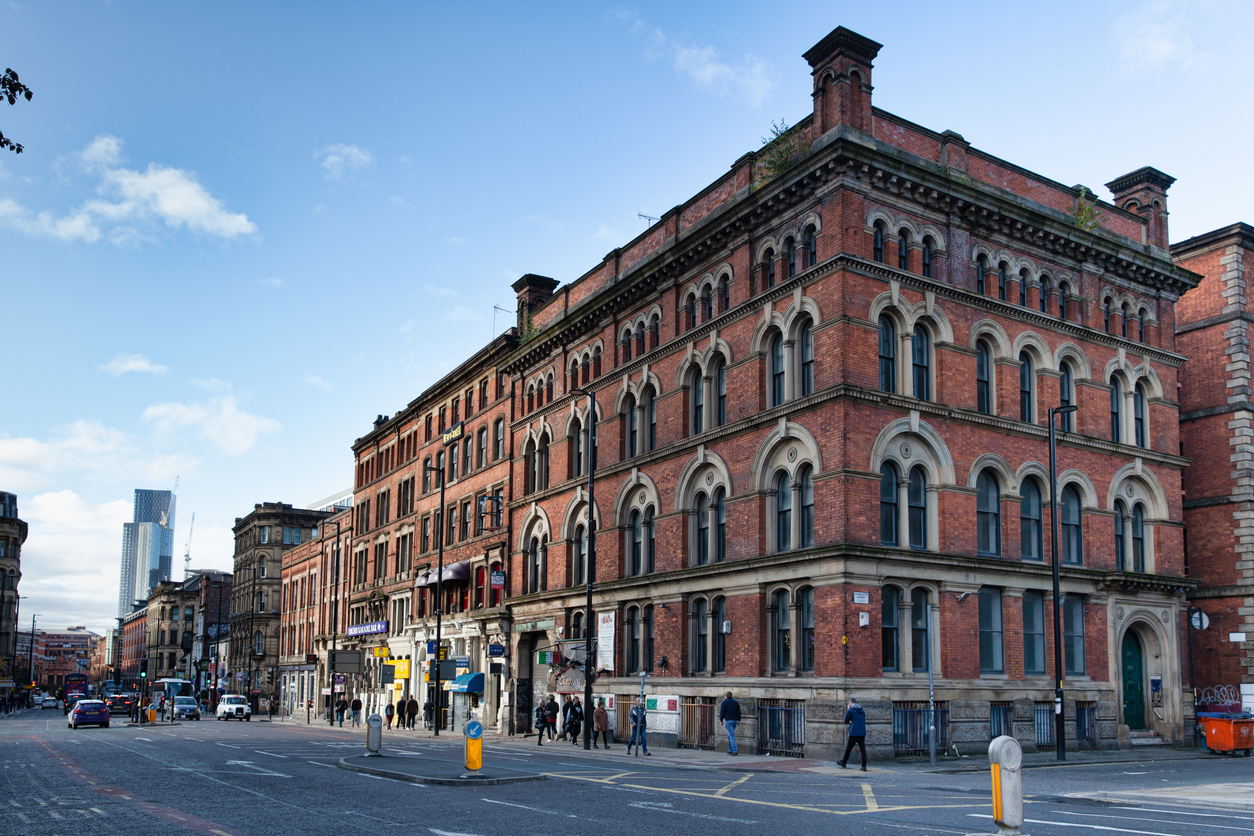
left=1058, top=468, right=1100, bottom=508
left=967, top=453, right=1019, bottom=495
left=520, top=417, right=554, bottom=448
left=751, top=419, right=823, bottom=490
left=1106, top=463, right=1169, bottom=519
left=968, top=319, right=1013, bottom=359
left=868, top=290, right=909, bottom=332
left=1012, top=330, right=1055, bottom=372
left=561, top=399, right=603, bottom=437
left=1103, top=355, right=1136, bottom=386
left=560, top=487, right=602, bottom=538
left=1015, top=461, right=1053, bottom=502
left=755, top=236, right=780, bottom=264
left=516, top=503, right=551, bottom=553
left=892, top=215, right=922, bottom=244
left=674, top=447, right=734, bottom=512
left=749, top=305, right=788, bottom=355
left=1131, top=364, right=1165, bottom=399
left=917, top=224, right=948, bottom=253
left=782, top=293, right=822, bottom=338
left=1053, top=343, right=1093, bottom=380
left=1013, top=256, right=1038, bottom=283
left=908, top=299, right=955, bottom=345
left=614, top=469, right=662, bottom=525
left=969, top=242, right=996, bottom=264
left=865, top=206, right=896, bottom=234
left=613, top=377, right=636, bottom=416
left=869, top=416, right=956, bottom=486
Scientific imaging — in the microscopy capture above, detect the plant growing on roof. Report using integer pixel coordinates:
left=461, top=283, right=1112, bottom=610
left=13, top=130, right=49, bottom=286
left=755, top=119, right=806, bottom=188
left=1070, top=187, right=1105, bottom=232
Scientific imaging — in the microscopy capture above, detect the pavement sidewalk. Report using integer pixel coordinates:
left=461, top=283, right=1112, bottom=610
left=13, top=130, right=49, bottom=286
left=1074, top=781, right=1254, bottom=811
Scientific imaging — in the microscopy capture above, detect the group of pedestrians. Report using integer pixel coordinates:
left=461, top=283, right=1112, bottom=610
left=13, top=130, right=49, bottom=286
left=332, top=695, right=435, bottom=730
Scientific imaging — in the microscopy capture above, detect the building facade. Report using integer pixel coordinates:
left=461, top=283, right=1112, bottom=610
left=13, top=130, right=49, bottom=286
left=0, top=492, right=26, bottom=695
left=38, top=627, right=98, bottom=691
left=495, top=26, right=1196, bottom=759
left=118, top=607, right=148, bottom=689
left=230, top=503, right=329, bottom=709
left=188, top=570, right=232, bottom=705
left=117, top=489, right=176, bottom=617
left=1174, top=223, right=1254, bottom=712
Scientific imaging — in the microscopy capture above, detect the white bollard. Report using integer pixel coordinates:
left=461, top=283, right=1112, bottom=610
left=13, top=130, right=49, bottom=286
left=366, top=713, right=382, bottom=757
left=986, top=735, right=1026, bottom=835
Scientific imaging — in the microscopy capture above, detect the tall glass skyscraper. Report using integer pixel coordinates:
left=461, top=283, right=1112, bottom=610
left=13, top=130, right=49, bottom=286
left=116, top=489, right=176, bottom=616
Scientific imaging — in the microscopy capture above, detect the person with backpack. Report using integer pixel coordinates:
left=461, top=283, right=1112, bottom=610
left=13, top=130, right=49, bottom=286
left=838, top=696, right=867, bottom=771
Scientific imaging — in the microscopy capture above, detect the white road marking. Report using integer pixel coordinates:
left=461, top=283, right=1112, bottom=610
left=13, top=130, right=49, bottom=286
left=628, top=801, right=757, bottom=824
left=430, top=829, right=485, bottom=836
left=134, top=737, right=152, bottom=741
left=1061, top=811, right=1254, bottom=832
left=255, top=751, right=287, bottom=758
left=91, top=808, right=107, bottom=816
left=346, top=810, right=399, bottom=823
left=16, top=813, right=31, bottom=823
left=970, top=813, right=1182, bottom=835
left=215, top=743, right=241, bottom=749
left=1114, top=808, right=1254, bottom=822
left=308, top=761, right=338, bottom=768
left=224, top=760, right=291, bottom=777
left=481, top=798, right=579, bottom=819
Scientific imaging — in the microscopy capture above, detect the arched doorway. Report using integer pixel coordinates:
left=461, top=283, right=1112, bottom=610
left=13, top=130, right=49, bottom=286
left=1121, top=631, right=1146, bottom=730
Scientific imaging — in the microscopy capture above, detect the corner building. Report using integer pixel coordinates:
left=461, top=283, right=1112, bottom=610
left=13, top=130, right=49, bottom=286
left=502, top=26, right=1196, bottom=759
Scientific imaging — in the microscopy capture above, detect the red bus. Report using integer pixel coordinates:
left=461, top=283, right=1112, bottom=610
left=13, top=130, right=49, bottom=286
left=62, top=673, right=89, bottom=713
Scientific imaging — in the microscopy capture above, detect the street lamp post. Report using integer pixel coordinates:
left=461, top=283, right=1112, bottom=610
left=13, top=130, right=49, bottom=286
left=424, top=461, right=448, bottom=736
left=326, top=519, right=341, bottom=726
left=1048, top=404, right=1077, bottom=762
left=571, top=387, right=597, bottom=750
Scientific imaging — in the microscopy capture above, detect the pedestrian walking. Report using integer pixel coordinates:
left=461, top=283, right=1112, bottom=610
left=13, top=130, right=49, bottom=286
left=421, top=697, right=432, bottom=730
left=719, top=691, right=741, bottom=756
left=350, top=696, right=363, bottom=727
left=384, top=701, right=394, bottom=730
left=627, top=697, right=650, bottom=756
left=592, top=698, right=612, bottom=749
left=407, top=696, right=420, bottom=730
left=838, top=696, right=867, bottom=771
left=544, top=695, right=558, bottom=740
left=534, top=701, right=547, bottom=746
left=558, top=695, right=572, bottom=740
left=568, top=697, right=583, bottom=745
left=335, top=697, right=347, bottom=727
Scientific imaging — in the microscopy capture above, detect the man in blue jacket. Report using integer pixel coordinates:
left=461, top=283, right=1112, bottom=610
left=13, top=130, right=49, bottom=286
left=838, top=697, right=867, bottom=771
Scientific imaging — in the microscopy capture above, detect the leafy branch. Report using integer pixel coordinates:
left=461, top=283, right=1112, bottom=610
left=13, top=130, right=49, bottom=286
left=1070, top=186, right=1105, bottom=232
left=755, top=119, right=805, bottom=187
left=1, top=68, right=34, bottom=154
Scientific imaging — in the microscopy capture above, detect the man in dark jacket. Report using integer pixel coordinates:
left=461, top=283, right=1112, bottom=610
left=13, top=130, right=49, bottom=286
left=838, top=697, right=867, bottom=771
left=544, top=695, right=559, bottom=740
left=718, top=691, right=741, bottom=755
left=558, top=695, right=572, bottom=740
left=407, top=696, right=419, bottom=730
left=335, top=697, right=348, bottom=727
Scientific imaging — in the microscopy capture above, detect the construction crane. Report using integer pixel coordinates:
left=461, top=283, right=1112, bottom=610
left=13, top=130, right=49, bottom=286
left=183, top=512, right=195, bottom=580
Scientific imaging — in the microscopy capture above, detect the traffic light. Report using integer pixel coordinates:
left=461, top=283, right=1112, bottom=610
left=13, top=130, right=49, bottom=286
left=139, top=659, right=148, bottom=679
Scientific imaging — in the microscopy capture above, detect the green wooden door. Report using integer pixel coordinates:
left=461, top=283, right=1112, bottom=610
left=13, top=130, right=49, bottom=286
left=1121, top=631, right=1145, bottom=731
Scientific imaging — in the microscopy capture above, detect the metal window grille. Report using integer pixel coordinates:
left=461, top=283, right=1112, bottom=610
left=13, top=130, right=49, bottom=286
left=892, top=701, right=949, bottom=757
left=678, top=696, right=717, bottom=750
left=1076, top=701, right=1097, bottom=750
left=757, top=699, right=806, bottom=757
left=1034, top=701, right=1055, bottom=750
left=615, top=698, right=633, bottom=740
left=990, top=701, right=1014, bottom=740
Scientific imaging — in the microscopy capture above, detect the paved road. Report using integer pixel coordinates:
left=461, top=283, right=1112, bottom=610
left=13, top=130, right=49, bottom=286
left=2, top=709, right=1251, bottom=835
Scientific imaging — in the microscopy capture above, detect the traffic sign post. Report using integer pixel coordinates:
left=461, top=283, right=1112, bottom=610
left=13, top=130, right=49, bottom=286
left=464, top=718, right=483, bottom=773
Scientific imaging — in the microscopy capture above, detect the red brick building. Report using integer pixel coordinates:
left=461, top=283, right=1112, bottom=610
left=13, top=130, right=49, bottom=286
left=1174, top=223, right=1254, bottom=713
left=494, top=25, right=1197, bottom=758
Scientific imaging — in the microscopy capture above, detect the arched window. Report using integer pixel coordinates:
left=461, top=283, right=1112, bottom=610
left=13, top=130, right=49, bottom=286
left=1134, top=383, right=1147, bottom=448
left=1021, top=479, right=1043, bottom=561
left=1019, top=352, right=1034, bottom=423
left=477, top=427, right=487, bottom=469
left=770, top=333, right=786, bottom=406
left=1059, top=362, right=1074, bottom=432
left=764, top=248, right=776, bottom=288
left=713, top=597, right=727, bottom=672
left=536, top=434, right=549, bottom=490
left=493, top=418, right=504, bottom=460
left=714, top=358, right=727, bottom=426
left=878, top=315, right=897, bottom=393
left=581, top=354, right=590, bottom=384
left=800, top=587, right=815, bottom=671
left=1138, top=309, right=1147, bottom=343
left=527, top=536, right=544, bottom=593
left=714, top=487, right=726, bottom=563
left=805, top=226, right=817, bottom=268
left=773, top=589, right=791, bottom=672
left=879, top=462, right=899, bottom=547
left=573, top=524, right=587, bottom=585
left=571, top=610, right=584, bottom=640
left=700, top=286, right=713, bottom=321
left=648, top=315, right=660, bottom=350
left=800, top=465, right=815, bottom=548
left=717, top=277, right=729, bottom=313
left=1060, top=485, right=1083, bottom=565
left=1040, top=278, right=1052, bottom=314
left=912, top=325, right=930, bottom=401
left=691, top=369, right=704, bottom=435
left=976, top=339, right=992, bottom=415
left=785, top=236, right=796, bottom=278
left=873, top=224, right=885, bottom=263
left=622, top=329, right=633, bottom=362
left=448, top=442, right=458, bottom=481
left=693, top=599, right=708, bottom=673
left=976, top=470, right=1001, bottom=556
left=592, top=346, right=602, bottom=378
left=1132, top=503, right=1146, bottom=572
left=634, top=323, right=645, bottom=357
left=921, top=236, right=933, bottom=278
left=1019, top=270, right=1028, bottom=306
left=624, top=395, right=638, bottom=459
left=254, top=631, right=264, bottom=656
left=1110, top=379, right=1123, bottom=443
left=695, top=493, right=709, bottom=566
left=799, top=320, right=815, bottom=397
left=545, top=375, right=553, bottom=404
left=626, top=606, right=640, bottom=674
left=643, top=508, right=655, bottom=574
left=1114, top=500, right=1127, bottom=571
left=1059, top=283, right=1071, bottom=321
left=908, top=465, right=927, bottom=550
left=570, top=360, right=579, bottom=392
left=998, top=263, right=1008, bottom=301
left=1104, top=299, right=1112, bottom=333
left=881, top=586, right=900, bottom=671
left=422, top=458, right=432, bottom=493
left=898, top=230, right=910, bottom=271
left=629, top=510, right=643, bottom=576
left=1121, top=303, right=1131, bottom=338
left=570, top=418, right=584, bottom=479
left=976, top=257, right=987, bottom=295
left=776, top=472, right=792, bottom=552
left=643, top=386, right=657, bottom=452
left=911, top=589, right=930, bottom=672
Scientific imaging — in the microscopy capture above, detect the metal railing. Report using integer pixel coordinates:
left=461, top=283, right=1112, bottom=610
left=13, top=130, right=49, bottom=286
left=990, top=701, right=1014, bottom=740
left=1034, top=702, right=1055, bottom=750
left=615, top=697, right=633, bottom=741
left=678, top=696, right=717, bottom=750
left=757, top=699, right=806, bottom=757
left=1076, top=702, right=1097, bottom=750
left=892, top=701, right=948, bottom=757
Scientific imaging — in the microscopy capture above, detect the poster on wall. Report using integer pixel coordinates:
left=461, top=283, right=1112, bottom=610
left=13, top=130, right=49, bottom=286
left=596, top=612, right=615, bottom=672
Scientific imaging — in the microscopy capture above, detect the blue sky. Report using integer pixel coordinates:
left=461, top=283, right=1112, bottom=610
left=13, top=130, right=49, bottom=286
left=2, top=1, right=1249, bottom=636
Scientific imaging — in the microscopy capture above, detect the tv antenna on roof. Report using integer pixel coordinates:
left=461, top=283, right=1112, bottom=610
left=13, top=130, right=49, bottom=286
left=638, top=213, right=659, bottom=226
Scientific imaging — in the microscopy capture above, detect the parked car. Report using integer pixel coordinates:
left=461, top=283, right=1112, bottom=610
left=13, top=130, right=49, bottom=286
left=68, top=699, right=110, bottom=729
left=172, top=696, right=201, bottom=721
left=41, top=696, right=58, bottom=710
left=216, top=695, right=251, bottom=721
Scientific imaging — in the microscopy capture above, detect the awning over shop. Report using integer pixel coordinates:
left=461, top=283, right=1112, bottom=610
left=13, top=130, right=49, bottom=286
left=449, top=672, right=484, bottom=693
left=415, top=560, right=471, bottom=586
left=414, top=569, right=434, bottom=587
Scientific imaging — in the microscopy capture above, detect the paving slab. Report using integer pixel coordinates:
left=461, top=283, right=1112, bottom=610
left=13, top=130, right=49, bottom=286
left=338, top=753, right=544, bottom=786
left=1073, top=781, right=1254, bottom=811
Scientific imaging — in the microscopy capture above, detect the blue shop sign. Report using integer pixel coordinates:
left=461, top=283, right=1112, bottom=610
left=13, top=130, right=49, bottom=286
left=488, top=644, right=505, bottom=657
left=450, top=673, right=484, bottom=693
left=346, top=620, right=388, bottom=637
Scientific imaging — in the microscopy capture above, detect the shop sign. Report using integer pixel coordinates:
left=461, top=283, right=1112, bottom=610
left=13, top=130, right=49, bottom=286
left=442, top=421, right=464, bottom=446
left=454, top=655, right=470, bottom=668
left=391, top=660, right=410, bottom=678
left=645, top=696, right=679, bottom=712
left=488, top=644, right=505, bottom=657
left=346, top=620, right=388, bottom=638
left=1151, top=676, right=1163, bottom=708
left=334, top=674, right=346, bottom=685
left=372, top=646, right=391, bottom=658
left=596, top=612, right=615, bottom=671
left=491, top=571, right=505, bottom=589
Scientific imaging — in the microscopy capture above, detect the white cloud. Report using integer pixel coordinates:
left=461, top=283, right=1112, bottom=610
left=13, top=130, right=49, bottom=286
left=101, top=352, right=169, bottom=376
left=260, top=277, right=284, bottom=288
left=399, top=319, right=415, bottom=334
left=27, top=489, right=131, bottom=533
left=390, top=196, right=414, bottom=210
left=0, top=420, right=190, bottom=493
left=613, top=10, right=774, bottom=106
left=303, top=373, right=332, bottom=390
left=1113, top=1, right=1199, bottom=70
left=190, top=377, right=233, bottom=393
left=315, top=143, right=376, bottom=179
left=445, top=305, right=482, bottom=324
left=0, top=134, right=257, bottom=245
left=448, top=236, right=469, bottom=245
left=142, top=395, right=281, bottom=455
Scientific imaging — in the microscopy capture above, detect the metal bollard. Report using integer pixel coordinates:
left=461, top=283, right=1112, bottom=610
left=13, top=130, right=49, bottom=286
left=986, top=735, right=1026, bottom=835
left=365, top=713, right=382, bottom=757
left=464, top=718, right=483, bottom=774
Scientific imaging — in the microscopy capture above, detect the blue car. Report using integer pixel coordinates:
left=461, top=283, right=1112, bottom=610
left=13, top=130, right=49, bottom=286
left=68, top=699, right=110, bottom=729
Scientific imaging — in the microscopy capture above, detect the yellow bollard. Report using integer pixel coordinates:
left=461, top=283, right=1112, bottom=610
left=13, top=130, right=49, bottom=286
left=464, top=719, right=483, bottom=772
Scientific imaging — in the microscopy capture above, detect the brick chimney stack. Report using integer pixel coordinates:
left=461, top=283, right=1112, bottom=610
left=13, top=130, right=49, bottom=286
left=1106, top=166, right=1175, bottom=249
left=512, top=273, right=559, bottom=332
left=804, top=26, right=882, bottom=136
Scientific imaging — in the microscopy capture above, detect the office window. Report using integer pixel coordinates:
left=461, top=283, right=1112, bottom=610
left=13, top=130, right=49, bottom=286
left=1134, top=384, right=1147, bottom=448
left=770, top=333, right=785, bottom=406
left=880, top=462, right=899, bottom=547
left=976, top=340, right=992, bottom=414
left=1019, top=352, right=1034, bottom=423
left=714, top=359, right=727, bottom=426
left=1020, top=479, right=1043, bottom=561
left=799, top=465, right=815, bottom=548
left=1060, top=485, right=1083, bottom=565
left=713, top=597, right=727, bottom=672
left=872, top=224, right=884, bottom=263
left=714, top=487, right=726, bottom=563
left=1111, top=379, right=1123, bottom=443
left=978, top=587, right=1004, bottom=674
left=1132, top=503, right=1146, bottom=573
left=881, top=586, right=899, bottom=671
left=1023, top=591, right=1046, bottom=675
left=799, top=321, right=814, bottom=397
left=976, top=470, right=1001, bottom=556
left=907, top=465, right=926, bottom=549
left=775, top=472, right=791, bottom=552
left=911, top=589, right=929, bottom=672
left=1063, top=596, right=1085, bottom=676
left=878, top=315, right=897, bottom=393
left=691, top=368, right=704, bottom=435
left=898, top=230, right=909, bottom=270
left=800, top=587, right=815, bottom=671
left=912, top=326, right=930, bottom=400
left=260, top=526, right=270, bottom=544
left=773, top=589, right=791, bottom=672
left=493, top=419, right=504, bottom=461
left=1060, top=363, right=1074, bottom=432
left=693, top=599, right=708, bottom=673
left=921, top=237, right=933, bottom=278
left=1114, top=500, right=1127, bottom=571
